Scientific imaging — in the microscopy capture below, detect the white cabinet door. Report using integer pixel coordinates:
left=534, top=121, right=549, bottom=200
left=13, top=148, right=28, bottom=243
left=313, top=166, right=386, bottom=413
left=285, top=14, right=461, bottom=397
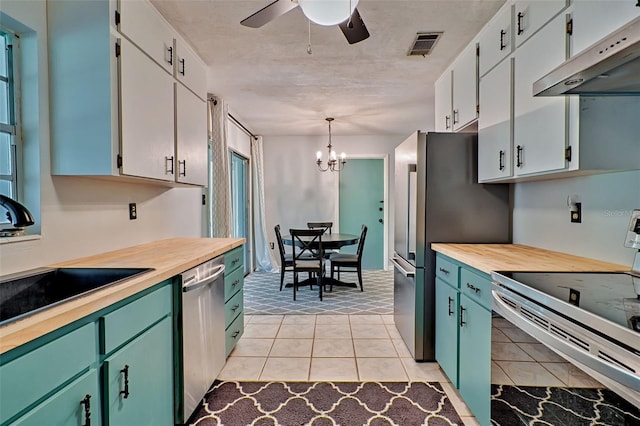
left=571, top=0, right=640, bottom=55
left=478, top=58, right=513, bottom=182
left=434, top=70, right=452, bottom=132
left=120, top=38, right=175, bottom=181
left=513, top=12, right=568, bottom=176
left=175, top=36, right=207, bottom=100
left=478, top=3, right=513, bottom=77
left=452, top=43, right=478, bottom=131
left=176, top=84, right=208, bottom=186
left=119, top=0, right=175, bottom=73
left=514, top=0, right=566, bottom=47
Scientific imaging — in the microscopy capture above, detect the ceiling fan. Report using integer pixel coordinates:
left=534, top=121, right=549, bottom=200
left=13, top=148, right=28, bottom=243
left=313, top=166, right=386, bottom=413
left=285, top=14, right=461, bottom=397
left=241, top=0, right=370, bottom=44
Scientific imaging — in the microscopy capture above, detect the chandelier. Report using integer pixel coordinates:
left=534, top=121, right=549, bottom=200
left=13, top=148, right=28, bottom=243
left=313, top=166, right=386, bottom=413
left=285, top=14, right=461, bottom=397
left=316, top=117, right=346, bottom=172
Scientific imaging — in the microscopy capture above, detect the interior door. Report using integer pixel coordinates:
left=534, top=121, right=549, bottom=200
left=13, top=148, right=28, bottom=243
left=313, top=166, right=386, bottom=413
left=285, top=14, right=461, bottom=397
left=229, top=151, right=250, bottom=274
left=338, top=158, right=384, bottom=269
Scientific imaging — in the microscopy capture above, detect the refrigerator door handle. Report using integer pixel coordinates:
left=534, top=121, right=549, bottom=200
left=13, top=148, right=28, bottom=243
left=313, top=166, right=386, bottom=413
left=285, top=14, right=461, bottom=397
left=390, top=257, right=415, bottom=277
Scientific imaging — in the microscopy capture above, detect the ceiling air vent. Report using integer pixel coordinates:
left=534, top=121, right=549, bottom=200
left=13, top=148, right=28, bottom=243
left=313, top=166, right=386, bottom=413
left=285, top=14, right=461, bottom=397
left=408, top=32, right=443, bottom=57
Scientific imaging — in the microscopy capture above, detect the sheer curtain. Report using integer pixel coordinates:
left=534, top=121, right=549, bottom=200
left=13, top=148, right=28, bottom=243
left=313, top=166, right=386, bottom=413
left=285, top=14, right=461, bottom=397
left=207, top=95, right=231, bottom=238
left=251, top=136, right=278, bottom=272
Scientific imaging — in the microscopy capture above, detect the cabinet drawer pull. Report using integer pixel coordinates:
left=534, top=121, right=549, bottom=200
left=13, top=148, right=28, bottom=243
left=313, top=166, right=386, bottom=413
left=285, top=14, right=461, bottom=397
left=445, top=115, right=451, bottom=130
left=459, top=305, right=466, bottom=327
left=120, top=365, right=130, bottom=399
left=165, top=156, right=174, bottom=174
left=81, top=394, right=92, bottom=426
left=179, top=58, right=186, bottom=75
left=438, top=267, right=450, bottom=275
left=466, top=283, right=481, bottom=294
left=232, top=330, right=240, bottom=339
left=167, top=46, right=173, bottom=65
left=232, top=279, right=240, bottom=287
left=232, top=258, right=240, bottom=265
left=453, top=109, right=459, bottom=124
left=179, top=159, right=186, bottom=176
left=448, top=296, right=454, bottom=316
left=499, top=29, right=506, bottom=50
left=231, top=304, right=240, bottom=312
left=517, top=12, right=524, bottom=35
left=499, top=150, right=505, bottom=171
left=516, top=145, right=523, bottom=168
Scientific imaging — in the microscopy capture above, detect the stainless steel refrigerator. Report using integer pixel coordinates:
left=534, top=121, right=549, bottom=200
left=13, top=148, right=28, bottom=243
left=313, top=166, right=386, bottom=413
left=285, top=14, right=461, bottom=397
left=392, top=131, right=511, bottom=361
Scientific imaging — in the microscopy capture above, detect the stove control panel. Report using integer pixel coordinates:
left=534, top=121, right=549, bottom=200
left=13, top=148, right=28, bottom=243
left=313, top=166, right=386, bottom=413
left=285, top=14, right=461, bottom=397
left=625, top=209, right=640, bottom=250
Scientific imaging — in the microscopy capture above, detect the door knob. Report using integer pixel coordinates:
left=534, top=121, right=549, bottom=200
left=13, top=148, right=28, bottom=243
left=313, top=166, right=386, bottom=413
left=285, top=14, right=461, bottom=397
left=378, top=219, right=383, bottom=223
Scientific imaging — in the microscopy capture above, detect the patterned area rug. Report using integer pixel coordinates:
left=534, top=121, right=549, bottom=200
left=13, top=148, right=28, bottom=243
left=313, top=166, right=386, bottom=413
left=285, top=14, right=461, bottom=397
left=244, top=271, right=393, bottom=315
left=189, top=381, right=463, bottom=426
left=491, top=385, right=640, bottom=425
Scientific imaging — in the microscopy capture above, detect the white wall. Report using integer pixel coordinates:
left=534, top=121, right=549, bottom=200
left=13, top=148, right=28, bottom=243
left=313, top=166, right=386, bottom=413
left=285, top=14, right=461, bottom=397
left=262, top=134, right=403, bottom=267
left=513, top=170, right=640, bottom=266
left=0, top=1, right=203, bottom=275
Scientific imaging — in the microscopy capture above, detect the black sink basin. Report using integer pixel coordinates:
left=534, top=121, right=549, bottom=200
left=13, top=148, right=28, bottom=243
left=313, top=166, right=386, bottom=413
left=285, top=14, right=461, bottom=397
left=0, top=267, right=154, bottom=325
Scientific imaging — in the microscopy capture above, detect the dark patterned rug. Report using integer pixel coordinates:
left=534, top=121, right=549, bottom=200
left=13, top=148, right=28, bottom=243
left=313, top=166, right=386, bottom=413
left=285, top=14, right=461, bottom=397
left=189, top=381, right=463, bottom=425
left=491, top=385, right=640, bottom=425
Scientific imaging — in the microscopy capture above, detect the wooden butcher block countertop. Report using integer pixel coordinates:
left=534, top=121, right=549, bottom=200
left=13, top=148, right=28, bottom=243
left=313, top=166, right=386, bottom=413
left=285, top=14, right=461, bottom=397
left=431, top=244, right=628, bottom=275
left=0, top=237, right=245, bottom=354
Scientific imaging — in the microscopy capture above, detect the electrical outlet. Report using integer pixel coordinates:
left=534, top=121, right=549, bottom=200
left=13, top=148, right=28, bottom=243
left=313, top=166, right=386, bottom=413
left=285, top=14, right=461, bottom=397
left=270, top=242, right=274, bottom=249
left=129, top=203, right=137, bottom=220
left=570, top=202, right=582, bottom=223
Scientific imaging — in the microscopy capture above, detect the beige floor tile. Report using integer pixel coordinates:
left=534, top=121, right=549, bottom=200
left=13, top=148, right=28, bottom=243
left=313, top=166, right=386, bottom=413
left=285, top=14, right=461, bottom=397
left=353, top=338, right=398, bottom=357
left=517, top=343, right=565, bottom=363
left=349, top=314, right=384, bottom=324
left=315, top=323, right=352, bottom=339
left=316, top=315, right=350, bottom=325
left=491, top=361, right=514, bottom=385
left=460, top=416, right=481, bottom=426
left=282, top=314, right=316, bottom=325
left=499, top=327, right=538, bottom=343
left=541, top=362, right=603, bottom=388
left=309, top=358, right=358, bottom=381
left=497, top=361, right=565, bottom=386
left=384, top=324, right=403, bottom=340
left=491, top=318, right=514, bottom=329
left=381, top=315, right=395, bottom=324
left=244, top=314, right=254, bottom=324
left=229, top=338, right=274, bottom=357
left=249, top=315, right=284, bottom=324
left=491, top=328, right=511, bottom=342
left=313, top=339, right=355, bottom=357
left=357, top=358, right=408, bottom=381
left=441, top=382, right=472, bottom=416
left=218, top=357, right=266, bottom=380
left=276, top=323, right=315, bottom=339
left=392, top=339, right=413, bottom=358
left=260, top=357, right=310, bottom=381
left=350, top=323, right=389, bottom=339
left=243, top=323, right=281, bottom=339
left=491, top=342, right=535, bottom=361
left=401, top=359, right=448, bottom=382
left=269, top=338, right=313, bottom=357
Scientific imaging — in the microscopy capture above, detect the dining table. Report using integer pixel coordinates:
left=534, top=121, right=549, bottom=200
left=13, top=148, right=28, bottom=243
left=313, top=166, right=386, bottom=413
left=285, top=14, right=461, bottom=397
left=282, top=232, right=360, bottom=289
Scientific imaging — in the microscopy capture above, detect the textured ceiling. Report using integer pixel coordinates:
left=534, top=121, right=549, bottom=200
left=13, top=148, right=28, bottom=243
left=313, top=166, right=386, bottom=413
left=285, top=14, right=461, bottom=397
left=151, top=0, right=505, bottom=136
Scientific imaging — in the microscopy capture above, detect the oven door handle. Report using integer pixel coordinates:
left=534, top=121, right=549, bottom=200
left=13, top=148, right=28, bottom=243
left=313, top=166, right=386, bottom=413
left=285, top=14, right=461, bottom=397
left=492, top=286, right=640, bottom=393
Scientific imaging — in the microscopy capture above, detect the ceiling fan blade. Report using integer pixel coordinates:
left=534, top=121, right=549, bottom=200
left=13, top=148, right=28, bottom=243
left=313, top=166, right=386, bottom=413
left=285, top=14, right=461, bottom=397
left=241, top=0, right=299, bottom=28
left=339, top=8, right=370, bottom=44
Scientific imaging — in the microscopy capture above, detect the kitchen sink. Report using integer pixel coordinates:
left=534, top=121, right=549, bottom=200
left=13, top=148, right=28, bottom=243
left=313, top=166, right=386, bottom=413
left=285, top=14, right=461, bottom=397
left=0, top=267, right=154, bottom=325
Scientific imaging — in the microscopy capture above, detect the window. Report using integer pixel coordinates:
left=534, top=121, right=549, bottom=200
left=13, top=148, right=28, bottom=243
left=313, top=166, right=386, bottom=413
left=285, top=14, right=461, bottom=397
left=0, top=29, right=20, bottom=203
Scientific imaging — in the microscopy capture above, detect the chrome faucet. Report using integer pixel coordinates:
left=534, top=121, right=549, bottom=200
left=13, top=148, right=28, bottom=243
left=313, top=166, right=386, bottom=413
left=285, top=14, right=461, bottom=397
left=0, top=194, right=35, bottom=228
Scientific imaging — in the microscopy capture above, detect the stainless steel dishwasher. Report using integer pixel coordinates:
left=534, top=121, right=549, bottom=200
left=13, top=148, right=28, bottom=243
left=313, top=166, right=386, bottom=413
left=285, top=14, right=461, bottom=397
left=180, top=255, right=226, bottom=422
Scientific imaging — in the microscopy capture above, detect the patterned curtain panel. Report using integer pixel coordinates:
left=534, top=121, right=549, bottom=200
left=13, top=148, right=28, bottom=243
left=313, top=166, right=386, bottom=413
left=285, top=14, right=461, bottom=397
left=207, top=95, right=231, bottom=238
left=251, top=137, right=278, bottom=272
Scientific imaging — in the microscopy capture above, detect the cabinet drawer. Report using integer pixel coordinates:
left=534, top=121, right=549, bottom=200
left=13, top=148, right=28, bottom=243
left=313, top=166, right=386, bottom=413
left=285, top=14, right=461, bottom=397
left=101, top=283, right=171, bottom=355
left=225, top=315, right=244, bottom=357
left=435, top=256, right=459, bottom=286
left=224, top=246, right=243, bottom=274
left=460, top=269, right=492, bottom=309
left=225, top=290, right=244, bottom=328
left=0, top=323, right=96, bottom=424
left=224, top=266, right=244, bottom=301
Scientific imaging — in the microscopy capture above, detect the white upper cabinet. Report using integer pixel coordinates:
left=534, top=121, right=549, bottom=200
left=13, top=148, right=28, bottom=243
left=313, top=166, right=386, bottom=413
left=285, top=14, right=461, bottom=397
left=514, top=0, right=566, bottom=47
left=176, top=84, right=208, bottom=186
left=451, top=43, right=478, bottom=131
left=434, top=70, right=452, bottom=132
left=118, top=0, right=176, bottom=74
left=175, top=36, right=208, bottom=100
left=570, top=0, right=640, bottom=55
left=478, top=3, right=513, bottom=77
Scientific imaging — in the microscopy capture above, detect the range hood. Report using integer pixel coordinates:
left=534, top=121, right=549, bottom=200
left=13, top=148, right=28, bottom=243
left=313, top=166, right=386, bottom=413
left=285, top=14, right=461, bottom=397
left=534, top=16, right=640, bottom=96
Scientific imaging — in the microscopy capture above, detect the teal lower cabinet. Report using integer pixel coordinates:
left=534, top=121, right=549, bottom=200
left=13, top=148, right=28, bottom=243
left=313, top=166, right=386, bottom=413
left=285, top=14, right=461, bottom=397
left=435, top=254, right=492, bottom=426
left=224, top=245, right=245, bottom=356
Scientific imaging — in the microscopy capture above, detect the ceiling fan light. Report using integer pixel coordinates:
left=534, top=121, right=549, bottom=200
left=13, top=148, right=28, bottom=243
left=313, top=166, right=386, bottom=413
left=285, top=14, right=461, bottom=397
left=298, top=0, right=359, bottom=26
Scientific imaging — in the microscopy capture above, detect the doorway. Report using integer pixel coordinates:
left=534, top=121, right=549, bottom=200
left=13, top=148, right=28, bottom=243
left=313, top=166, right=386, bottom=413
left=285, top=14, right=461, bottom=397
left=229, top=150, right=251, bottom=274
left=338, top=158, right=386, bottom=269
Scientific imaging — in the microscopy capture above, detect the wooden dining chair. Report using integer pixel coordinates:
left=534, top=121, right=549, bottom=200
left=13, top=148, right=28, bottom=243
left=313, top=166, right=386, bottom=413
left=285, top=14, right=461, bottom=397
left=307, top=222, right=333, bottom=234
left=274, top=225, right=295, bottom=291
left=329, top=225, right=367, bottom=291
left=290, top=228, right=326, bottom=301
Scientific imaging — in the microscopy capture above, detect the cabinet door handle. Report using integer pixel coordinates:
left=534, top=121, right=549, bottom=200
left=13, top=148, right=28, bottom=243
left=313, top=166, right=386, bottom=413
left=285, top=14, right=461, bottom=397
left=517, top=12, right=524, bottom=35
left=498, top=150, right=505, bottom=171
left=453, top=109, right=459, bottom=124
left=439, top=267, right=450, bottom=275
left=445, top=115, right=451, bottom=130
left=459, top=305, right=467, bottom=327
left=500, top=29, right=506, bottom=50
left=80, top=394, right=92, bottom=426
left=167, top=46, right=173, bottom=65
left=231, top=304, right=240, bottom=312
left=179, top=159, right=186, bottom=176
left=165, top=156, right=174, bottom=174
left=179, top=58, right=185, bottom=76
left=466, top=282, right=481, bottom=294
left=516, top=145, right=523, bottom=168
left=447, top=296, right=454, bottom=316
left=120, top=365, right=130, bottom=399
left=232, top=330, right=240, bottom=339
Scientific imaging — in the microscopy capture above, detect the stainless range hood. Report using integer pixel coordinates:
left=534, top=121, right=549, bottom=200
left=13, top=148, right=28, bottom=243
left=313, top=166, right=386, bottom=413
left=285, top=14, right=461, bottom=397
left=534, top=16, right=640, bottom=96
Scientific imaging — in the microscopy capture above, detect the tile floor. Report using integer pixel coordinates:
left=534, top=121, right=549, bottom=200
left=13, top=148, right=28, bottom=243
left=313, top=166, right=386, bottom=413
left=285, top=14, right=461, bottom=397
left=219, top=313, right=481, bottom=426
